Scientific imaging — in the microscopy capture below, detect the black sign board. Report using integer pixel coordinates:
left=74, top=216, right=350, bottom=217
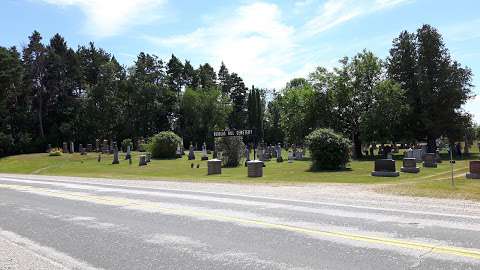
left=213, top=129, right=253, bottom=137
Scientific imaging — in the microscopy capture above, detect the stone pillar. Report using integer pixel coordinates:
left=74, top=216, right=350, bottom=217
left=112, top=143, right=119, bottom=164
left=69, top=142, right=74, bottom=154
left=207, top=159, right=222, bottom=175
left=125, top=145, right=131, bottom=160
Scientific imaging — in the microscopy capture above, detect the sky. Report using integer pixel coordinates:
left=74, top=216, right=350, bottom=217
left=1, top=0, right=479, bottom=123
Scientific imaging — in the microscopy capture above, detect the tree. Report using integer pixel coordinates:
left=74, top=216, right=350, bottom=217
left=264, top=90, right=284, bottom=144
left=182, top=60, right=198, bottom=88
left=227, top=73, right=248, bottom=129
left=331, top=51, right=383, bottom=158
left=360, top=80, right=409, bottom=144
left=181, top=87, right=231, bottom=148
left=247, top=86, right=264, bottom=141
left=387, top=25, right=474, bottom=152
left=22, top=31, right=47, bottom=140
left=218, top=62, right=231, bottom=95
left=197, top=63, right=217, bottom=89
left=279, top=79, right=315, bottom=144
left=166, top=54, right=184, bottom=93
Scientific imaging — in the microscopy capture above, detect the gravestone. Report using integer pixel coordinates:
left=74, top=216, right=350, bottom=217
left=466, top=161, right=480, bottom=179
left=139, top=155, right=147, bottom=166
left=102, top=140, right=109, bottom=154
left=288, top=151, right=294, bottom=163
left=188, top=144, right=195, bottom=160
left=112, top=143, right=119, bottom=164
left=207, top=159, right=222, bottom=175
left=295, top=147, right=304, bottom=160
left=80, top=144, right=86, bottom=155
left=95, top=139, right=100, bottom=152
left=406, top=149, right=424, bottom=162
left=422, top=153, right=437, bottom=168
left=69, top=142, right=74, bottom=154
left=371, top=159, right=400, bottom=177
left=245, top=145, right=250, bottom=161
left=47, top=144, right=52, bottom=153
left=257, top=145, right=264, bottom=161
left=275, top=143, right=283, bottom=162
left=86, top=144, right=93, bottom=152
left=146, top=152, right=151, bottom=163
left=435, top=150, right=442, bottom=163
left=176, top=144, right=183, bottom=158
left=400, top=158, right=420, bottom=173
left=247, top=160, right=263, bottom=177
left=201, top=142, right=208, bottom=160
left=125, top=145, right=131, bottom=160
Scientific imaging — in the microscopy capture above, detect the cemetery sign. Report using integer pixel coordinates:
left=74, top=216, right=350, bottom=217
left=213, top=129, right=253, bottom=137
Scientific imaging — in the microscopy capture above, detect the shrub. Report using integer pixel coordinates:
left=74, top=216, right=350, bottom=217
left=215, top=136, right=244, bottom=167
left=305, top=128, right=351, bottom=171
left=147, top=131, right=182, bottom=159
left=49, top=150, right=62, bottom=156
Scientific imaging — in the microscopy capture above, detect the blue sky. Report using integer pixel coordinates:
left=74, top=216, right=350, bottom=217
left=1, top=0, right=479, bottom=123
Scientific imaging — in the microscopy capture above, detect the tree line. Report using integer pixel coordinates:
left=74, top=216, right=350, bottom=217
left=0, top=24, right=476, bottom=158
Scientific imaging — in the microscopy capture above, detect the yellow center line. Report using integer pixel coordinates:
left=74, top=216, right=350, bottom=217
left=1, top=183, right=480, bottom=260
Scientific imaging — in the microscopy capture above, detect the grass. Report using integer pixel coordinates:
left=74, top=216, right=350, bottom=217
left=0, top=148, right=479, bottom=200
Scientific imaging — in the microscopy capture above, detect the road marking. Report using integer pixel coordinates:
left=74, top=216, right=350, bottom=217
left=2, top=176, right=480, bottom=220
left=1, top=183, right=480, bottom=261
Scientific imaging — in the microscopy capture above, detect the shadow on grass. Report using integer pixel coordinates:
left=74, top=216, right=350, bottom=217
left=306, top=167, right=353, bottom=173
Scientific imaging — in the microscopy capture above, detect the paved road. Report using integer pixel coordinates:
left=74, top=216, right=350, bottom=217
left=1, top=174, right=480, bottom=269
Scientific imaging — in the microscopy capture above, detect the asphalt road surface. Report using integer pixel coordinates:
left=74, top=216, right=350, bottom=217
left=1, top=174, right=480, bottom=270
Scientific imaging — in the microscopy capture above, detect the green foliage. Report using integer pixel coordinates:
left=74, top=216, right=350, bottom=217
left=387, top=24, right=473, bottom=151
left=181, top=87, right=231, bottom=147
left=148, top=131, right=182, bottom=159
left=306, top=128, right=351, bottom=171
left=247, top=86, right=264, bottom=140
left=48, top=150, right=62, bottom=156
left=216, top=136, right=245, bottom=167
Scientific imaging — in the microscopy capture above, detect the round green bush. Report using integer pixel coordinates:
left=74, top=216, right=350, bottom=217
left=148, top=131, right=182, bottom=159
left=215, top=136, right=244, bottom=167
left=305, top=128, right=351, bottom=171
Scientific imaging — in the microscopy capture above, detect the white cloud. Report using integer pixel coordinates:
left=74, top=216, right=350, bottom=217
left=302, top=0, right=411, bottom=37
left=465, top=95, right=480, bottom=124
left=147, top=0, right=412, bottom=89
left=148, top=2, right=296, bottom=89
left=41, top=0, right=166, bottom=37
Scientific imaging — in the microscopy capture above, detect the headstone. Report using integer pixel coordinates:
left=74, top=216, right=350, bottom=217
left=86, top=144, right=93, bottom=152
left=371, top=159, right=400, bottom=177
left=69, top=142, right=74, bottom=154
left=400, top=158, right=420, bottom=173
left=422, top=153, right=437, bottom=168
left=288, top=151, right=294, bottom=163
left=125, top=145, right=131, bottom=160
left=176, top=144, right=183, bottom=158
left=257, top=145, right=264, bottom=161
left=466, top=161, right=480, bottom=179
left=47, top=144, right=52, bottom=153
left=112, top=143, right=119, bottom=164
left=146, top=152, right=151, bottom=163
left=275, top=143, right=283, bottom=162
left=245, top=145, right=250, bottom=161
left=207, top=159, right=222, bottom=175
left=95, top=139, right=100, bottom=152
left=188, top=144, right=195, bottom=160
left=80, top=144, right=86, bottom=155
left=139, top=155, right=147, bottom=166
left=387, top=152, right=393, bottom=160
left=247, top=160, right=263, bottom=177
left=102, top=140, right=109, bottom=154
left=435, top=150, right=442, bottom=163
left=201, top=142, right=208, bottom=160
left=295, top=147, right=304, bottom=160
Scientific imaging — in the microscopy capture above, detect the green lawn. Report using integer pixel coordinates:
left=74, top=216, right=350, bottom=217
left=1, top=150, right=479, bottom=200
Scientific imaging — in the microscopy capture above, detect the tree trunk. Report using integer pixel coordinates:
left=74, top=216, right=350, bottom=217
left=426, top=136, right=437, bottom=153
left=37, top=93, right=45, bottom=139
left=352, top=132, right=363, bottom=159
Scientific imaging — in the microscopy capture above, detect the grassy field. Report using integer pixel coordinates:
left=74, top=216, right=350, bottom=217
left=0, top=148, right=479, bottom=200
